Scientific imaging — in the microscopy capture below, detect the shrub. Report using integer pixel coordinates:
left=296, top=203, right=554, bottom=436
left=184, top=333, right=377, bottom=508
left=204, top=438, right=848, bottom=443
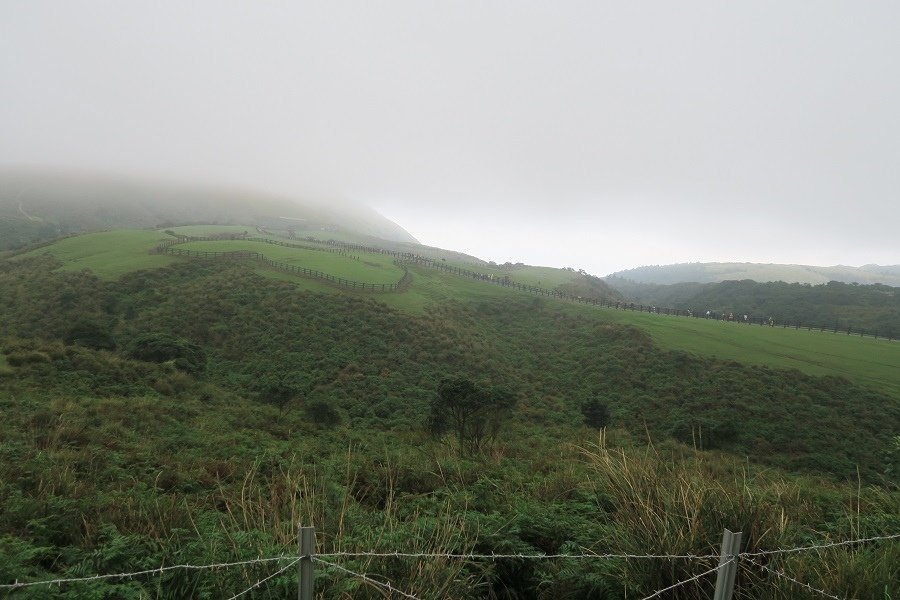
left=127, top=333, right=206, bottom=373
left=64, top=319, right=116, bottom=350
left=306, top=399, right=341, bottom=427
left=5, top=351, right=50, bottom=367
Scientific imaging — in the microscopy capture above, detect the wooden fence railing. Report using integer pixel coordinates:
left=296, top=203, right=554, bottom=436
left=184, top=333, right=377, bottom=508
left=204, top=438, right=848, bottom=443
left=162, top=247, right=408, bottom=292
left=155, top=234, right=896, bottom=339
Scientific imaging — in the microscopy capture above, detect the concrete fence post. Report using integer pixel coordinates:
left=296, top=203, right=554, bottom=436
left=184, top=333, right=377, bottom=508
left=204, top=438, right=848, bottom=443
left=712, top=529, right=742, bottom=600
left=298, top=526, right=315, bottom=600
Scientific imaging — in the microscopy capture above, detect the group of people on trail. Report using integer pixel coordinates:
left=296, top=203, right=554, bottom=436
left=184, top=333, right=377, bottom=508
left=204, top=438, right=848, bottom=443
left=723, top=311, right=751, bottom=323
left=712, top=311, right=750, bottom=323
left=707, top=311, right=775, bottom=326
left=609, top=301, right=778, bottom=326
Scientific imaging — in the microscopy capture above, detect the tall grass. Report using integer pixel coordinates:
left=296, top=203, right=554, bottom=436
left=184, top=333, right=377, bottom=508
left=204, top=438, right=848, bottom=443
left=579, top=435, right=899, bottom=599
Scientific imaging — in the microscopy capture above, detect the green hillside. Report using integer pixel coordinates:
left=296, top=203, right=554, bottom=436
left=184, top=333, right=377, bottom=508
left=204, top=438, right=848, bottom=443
left=12, top=229, right=177, bottom=279
left=12, top=229, right=900, bottom=396
left=1, top=227, right=899, bottom=598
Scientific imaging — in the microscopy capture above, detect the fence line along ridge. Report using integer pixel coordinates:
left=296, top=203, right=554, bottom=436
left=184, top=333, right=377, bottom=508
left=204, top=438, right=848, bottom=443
left=155, top=231, right=897, bottom=339
left=160, top=245, right=409, bottom=292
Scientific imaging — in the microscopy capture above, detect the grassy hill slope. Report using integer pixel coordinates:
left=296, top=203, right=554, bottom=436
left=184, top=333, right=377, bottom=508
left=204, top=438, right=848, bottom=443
left=12, top=229, right=177, bottom=279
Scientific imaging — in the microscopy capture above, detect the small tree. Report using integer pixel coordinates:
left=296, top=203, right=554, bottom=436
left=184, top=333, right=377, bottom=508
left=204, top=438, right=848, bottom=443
left=582, top=398, right=611, bottom=429
left=428, top=377, right=517, bottom=455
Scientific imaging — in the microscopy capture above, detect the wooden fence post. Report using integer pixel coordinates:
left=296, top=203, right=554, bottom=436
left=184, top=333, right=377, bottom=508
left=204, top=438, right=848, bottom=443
left=712, top=529, right=742, bottom=600
left=298, top=526, right=315, bottom=600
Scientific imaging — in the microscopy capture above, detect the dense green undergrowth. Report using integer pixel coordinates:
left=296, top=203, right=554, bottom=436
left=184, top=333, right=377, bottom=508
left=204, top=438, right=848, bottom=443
left=0, top=256, right=898, bottom=598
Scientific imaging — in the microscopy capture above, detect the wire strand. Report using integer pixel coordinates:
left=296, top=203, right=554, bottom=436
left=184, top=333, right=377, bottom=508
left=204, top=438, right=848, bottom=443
left=0, top=555, right=293, bottom=590
left=317, top=551, right=722, bottom=560
left=745, top=557, right=850, bottom=600
left=740, top=533, right=900, bottom=557
left=637, top=559, right=730, bottom=600
left=225, top=558, right=300, bottom=600
left=313, top=557, right=422, bottom=600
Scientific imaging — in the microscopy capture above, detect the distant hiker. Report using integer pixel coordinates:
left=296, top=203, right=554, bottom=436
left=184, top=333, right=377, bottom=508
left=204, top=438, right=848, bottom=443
left=706, top=310, right=710, bottom=319
left=743, top=314, right=748, bottom=323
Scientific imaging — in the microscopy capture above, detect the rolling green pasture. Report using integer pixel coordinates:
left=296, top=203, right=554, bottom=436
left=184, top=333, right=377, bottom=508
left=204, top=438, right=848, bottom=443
left=7, top=229, right=897, bottom=396
left=505, top=265, right=583, bottom=287
left=11, top=229, right=175, bottom=279
left=556, top=302, right=900, bottom=397
left=381, top=265, right=900, bottom=397
left=287, top=228, right=378, bottom=244
left=382, top=262, right=528, bottom=313
left=162, top=224, right=255, bottom=237
left=425, top=260, right=582, bottom=289
left=177, top=240, right=405, bottom=283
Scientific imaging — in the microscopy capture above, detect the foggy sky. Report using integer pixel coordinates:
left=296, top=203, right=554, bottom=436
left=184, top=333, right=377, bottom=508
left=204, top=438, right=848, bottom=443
left=2, top=1, right=899, bottom=275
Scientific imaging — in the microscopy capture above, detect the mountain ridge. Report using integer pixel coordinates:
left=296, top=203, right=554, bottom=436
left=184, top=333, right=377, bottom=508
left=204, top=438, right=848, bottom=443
left=607, top=261, right=900, bottom=286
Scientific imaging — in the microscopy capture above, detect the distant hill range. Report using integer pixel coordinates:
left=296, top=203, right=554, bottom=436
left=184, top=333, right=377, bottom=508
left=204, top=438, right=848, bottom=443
left=0, top=169, right=418, bottom=250
left=607, top=262, right=900, bottom=287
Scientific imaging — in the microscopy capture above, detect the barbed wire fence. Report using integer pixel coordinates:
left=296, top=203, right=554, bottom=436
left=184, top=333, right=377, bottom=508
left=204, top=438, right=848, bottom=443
left=2, top=530, right=896, bottom=598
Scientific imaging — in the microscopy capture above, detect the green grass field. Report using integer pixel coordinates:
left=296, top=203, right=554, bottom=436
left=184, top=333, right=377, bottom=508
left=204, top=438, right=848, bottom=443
left=162, top=225, right=256, bottom=237
left=176, top=239, right=406, bottom=284
left=381, top=262, right=526, bottom=313
left=503, top=265, right=582, bottom=287
left=571, top=304, right=900, bottom=397
left=12, top=229, right=176, bottom=279
left=286, top=228, right=380, bottom=244
left=376, top=264, right=900, bottom=397
left=434, top=260, right=571, bottom=285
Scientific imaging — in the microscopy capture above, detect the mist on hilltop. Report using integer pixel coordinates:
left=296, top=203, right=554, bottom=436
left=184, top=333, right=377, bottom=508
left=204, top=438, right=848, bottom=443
left=0, top=169, right=418, bottom=250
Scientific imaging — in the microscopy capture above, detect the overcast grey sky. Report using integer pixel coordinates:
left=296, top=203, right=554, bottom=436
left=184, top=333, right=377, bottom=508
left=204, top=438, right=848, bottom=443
left=2, top=1, right=899, bottom=275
